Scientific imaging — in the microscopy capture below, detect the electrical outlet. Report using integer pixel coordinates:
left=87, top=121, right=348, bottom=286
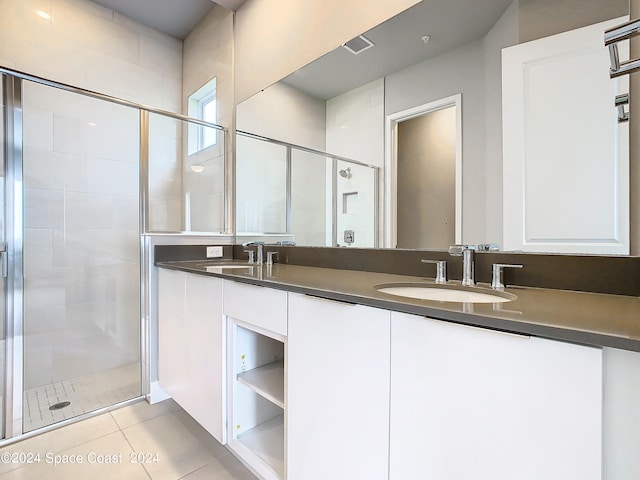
left=206, top=246, right=223, bottom=258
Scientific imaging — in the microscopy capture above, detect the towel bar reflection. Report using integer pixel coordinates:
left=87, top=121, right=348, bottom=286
left=616, top=93, right=629, bottom=123
left=605, top=18, right=640, bottom=78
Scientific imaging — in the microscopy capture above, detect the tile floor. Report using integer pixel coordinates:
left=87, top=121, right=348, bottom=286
left=0, top=399, right=258, bottom=479
left=23, top=363, right=141, bottom=432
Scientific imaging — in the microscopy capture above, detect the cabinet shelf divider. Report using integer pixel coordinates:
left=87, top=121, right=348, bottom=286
left=237, top=360, right=285, bottom=408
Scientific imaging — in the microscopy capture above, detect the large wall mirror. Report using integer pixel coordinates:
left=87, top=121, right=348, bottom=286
left=235, top=0, right=630, bottom=255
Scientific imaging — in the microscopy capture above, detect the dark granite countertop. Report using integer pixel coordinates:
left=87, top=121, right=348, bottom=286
left=157, top=259, right=640, bottom=352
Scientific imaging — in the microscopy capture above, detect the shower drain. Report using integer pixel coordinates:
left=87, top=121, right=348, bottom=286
left=49, top=401, right=71, bottom=411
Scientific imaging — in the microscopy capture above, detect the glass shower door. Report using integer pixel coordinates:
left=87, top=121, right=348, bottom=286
left=20, top=81, right=141, bottom=432
left=1, top=73, right=5, bottom=439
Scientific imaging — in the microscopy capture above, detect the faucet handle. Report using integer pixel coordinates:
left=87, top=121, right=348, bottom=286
left=421, top=259, right=447, bottom=284
left=266, top=251, right=279, bottom=265
left=491, top=263, right=523, bottom=289
left=243, top=249, right=255, bottom=264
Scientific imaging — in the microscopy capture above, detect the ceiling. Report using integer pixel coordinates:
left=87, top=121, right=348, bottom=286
left=281, top=0, right=513, bottom=100
left=92, top=0, right=246, bottom=39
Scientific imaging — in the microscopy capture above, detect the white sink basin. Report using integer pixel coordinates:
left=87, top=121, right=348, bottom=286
left=375, top=283, right=516, bottom=303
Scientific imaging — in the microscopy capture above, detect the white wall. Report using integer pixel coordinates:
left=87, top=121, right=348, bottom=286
left=237, top=82, right=326, bottom=150
left=483, top=1, right=520, bottom=246
left=181, top=6, right=234, bottom=233
left=631, top=0, right=640, bottom=254
left=326, top=79, right=385, bottom=167
left=184, top=5, right=235, bottom=130
left=0, top=0, right=182, bottom=389
left=385, top=41, right=488, bottom=244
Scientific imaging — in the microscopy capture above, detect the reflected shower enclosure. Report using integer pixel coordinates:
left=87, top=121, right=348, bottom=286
left=236, top=132, right=378, bottom=247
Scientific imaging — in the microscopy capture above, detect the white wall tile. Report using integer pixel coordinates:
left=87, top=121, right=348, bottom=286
left=65, top=191, right=114, bottom=229
left=23, top=227, right=55, bottom=274
left=22, top=107, right=54, bottom=150
left=111, top=195, right=139, bottom=230
left=52, top=103, right=139, bottom=161
left=24, top=188, right=65, bottom=228
left=23, top=275, right=66, bottom=334
left=52, top=1, right=140, bottom=66
left=86, top=156, right=138, bottom=196
left=139, top=33, right=182, bottom=81
left=24, top=337, right=54, bottom=389
left=61, top=0, right=114, bottom=21
left=23, top=147, right=85, bottom=191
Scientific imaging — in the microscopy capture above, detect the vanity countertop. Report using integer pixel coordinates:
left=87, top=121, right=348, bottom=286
left=157, top=260, right=640, bottom=352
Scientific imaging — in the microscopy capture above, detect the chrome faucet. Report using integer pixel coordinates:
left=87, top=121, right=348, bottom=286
left=448, top=244, right=476, bottom=286
left=242, top=241, right=264, bottom=265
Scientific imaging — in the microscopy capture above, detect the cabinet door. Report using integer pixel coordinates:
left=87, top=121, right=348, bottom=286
left=389, top=312, right=602, bottom=480
left=287, top=293, right=390, bottom=480
left=158, top=269, right=226, bottom=443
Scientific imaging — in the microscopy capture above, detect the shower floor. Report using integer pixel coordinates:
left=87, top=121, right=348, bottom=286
left=22, top=362, right=141, bottom=432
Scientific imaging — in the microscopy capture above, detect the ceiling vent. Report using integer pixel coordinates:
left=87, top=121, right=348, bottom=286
left=342, top=34, right=375, bottom=55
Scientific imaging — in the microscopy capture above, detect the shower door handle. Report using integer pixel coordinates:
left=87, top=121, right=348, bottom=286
left=0, top=246, right=7, bottom=278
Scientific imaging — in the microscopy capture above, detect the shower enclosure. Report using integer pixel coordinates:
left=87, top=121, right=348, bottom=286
left=1, top=67, right=226, bottom=440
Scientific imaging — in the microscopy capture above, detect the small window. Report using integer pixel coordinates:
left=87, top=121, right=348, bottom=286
left=188, top=77, right=217, bottom=155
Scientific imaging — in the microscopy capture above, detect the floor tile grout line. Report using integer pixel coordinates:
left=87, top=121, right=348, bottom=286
left=119, top=431, right=154, bottom=480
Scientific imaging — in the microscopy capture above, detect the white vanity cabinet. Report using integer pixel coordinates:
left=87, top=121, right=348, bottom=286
left=287, top=293, right=391, bottom=480
left=156, top=269, right=637, bottom=480
left=158, top=268, right=226, bottom=443
left=389, top=312, right=603, bottom=480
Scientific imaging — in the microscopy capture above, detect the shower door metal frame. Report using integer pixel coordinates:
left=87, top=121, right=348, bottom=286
left=1, top=65, right=230, bottom=443
left=2, top=73, right=25, bottom=439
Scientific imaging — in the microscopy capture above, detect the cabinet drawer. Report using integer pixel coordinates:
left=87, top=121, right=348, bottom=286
left=223, top=280, right=287, bottom=336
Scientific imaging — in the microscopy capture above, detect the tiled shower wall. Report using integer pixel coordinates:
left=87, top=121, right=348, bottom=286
left=0, top=0, right=182, bottom=110
left=0, top=0, right=183, bottom=389
left=0, top=0, right=184, bottom=233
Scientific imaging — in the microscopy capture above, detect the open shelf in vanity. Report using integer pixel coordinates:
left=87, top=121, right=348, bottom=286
left=229, top=322, right=286, bottom=480
left=237, top=360, right=285, bottom=408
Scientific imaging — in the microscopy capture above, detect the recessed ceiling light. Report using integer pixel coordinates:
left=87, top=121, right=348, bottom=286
left=421, top=35, right=431, bottom=44
left=36, top=10, right=51, bottom=20
left=87, top=121, right=97, bottom=127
